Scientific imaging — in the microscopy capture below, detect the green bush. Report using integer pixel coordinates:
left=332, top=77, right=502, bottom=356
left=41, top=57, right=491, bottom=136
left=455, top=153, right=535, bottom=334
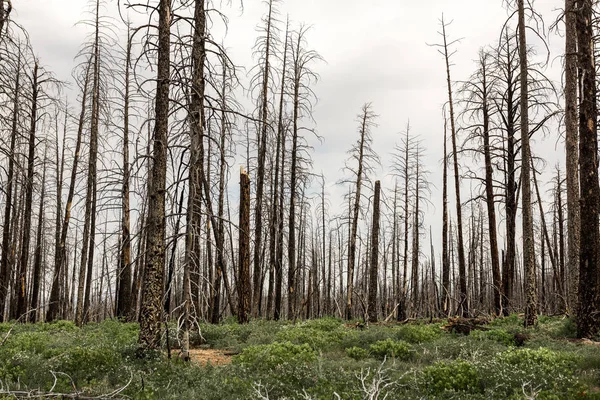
left=476, top=347, right=583, bottom=397
left=276, top=322, right=348, bottom=351
left=233, top=341, right=317, bottom=370
left=395, top=324, right=441, bottom=344
left=345, top=346, right=369, bottom=360
left=471, top=329, right=515, bottom=346
left=369, top=338, right=411, bottom=360
left=421, top=360, right=482, bottom=394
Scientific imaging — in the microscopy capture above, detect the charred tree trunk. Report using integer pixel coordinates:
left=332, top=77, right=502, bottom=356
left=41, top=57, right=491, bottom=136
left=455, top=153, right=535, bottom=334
left=442, top=113, right=450, bottom=316
left=117, top=30, right=133, bottom=320
left=441, top=18, right=468, bottom=317
left=518, top=0, right=538, bottom=327
left=0, top=53, right=20, bottom=321
left=564, top=0, right=580, bottom=315
left=367, top=181, right=381, bottom=323
left=47, top=60, right=91, bottom=322
left=138, top=0, right=171, bottom=352
left=239, top=169, right=252, bottom=323
left=15, top=61, right=39, bottom=320
left=576, top=0, right=600, bottom=339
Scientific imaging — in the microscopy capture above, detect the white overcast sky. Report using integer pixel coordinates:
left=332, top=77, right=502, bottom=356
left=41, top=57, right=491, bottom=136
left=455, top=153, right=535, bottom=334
left=13, top=0, right=566, bottom=249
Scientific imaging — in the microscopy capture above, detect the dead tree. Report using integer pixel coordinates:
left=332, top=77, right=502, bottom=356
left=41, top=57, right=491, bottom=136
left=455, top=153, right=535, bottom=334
left=433, top=16, right=468, bottom=317
left=367, top=180, right=381, bottom=323
left=47, top=60, right=92, bottom=322
left=239, top=168, right=252, bottom=323
left=576, top=0, right=600, bottom=339
left=137, top=0, right=171, bottom=353
left=516, top=0, right=538, bottom=327
left=564, top=0, right=580, bottom=315
left=342, top=104, right=379, bottom=320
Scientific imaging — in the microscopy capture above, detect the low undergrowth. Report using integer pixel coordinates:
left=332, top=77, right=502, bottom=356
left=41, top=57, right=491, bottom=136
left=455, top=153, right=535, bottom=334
left=0, top=315, right=597, bottom=399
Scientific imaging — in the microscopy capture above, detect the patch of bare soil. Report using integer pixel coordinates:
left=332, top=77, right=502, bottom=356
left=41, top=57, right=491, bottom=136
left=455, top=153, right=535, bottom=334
left=188, top=349, right=234, bottom=366
left=567, top=338, right=600, bottom=346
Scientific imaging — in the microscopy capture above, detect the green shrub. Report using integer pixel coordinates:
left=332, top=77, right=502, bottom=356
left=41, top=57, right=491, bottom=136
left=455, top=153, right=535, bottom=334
left=476, top=347, right=583, bottom=397
left=395, top=324, right=441, bottom=344
left=276, top=322, right=348, bottom=351
left=471, top=329, right=515, bottom=346
left=233, top=341, right=317, bottom=370
left=421, top=360, right=482, bottom=394
left=369, top=338, right=411, bottom=360
left=345, top=346, right=369, bottom=360
left=301, top=317, right=343, bottom=332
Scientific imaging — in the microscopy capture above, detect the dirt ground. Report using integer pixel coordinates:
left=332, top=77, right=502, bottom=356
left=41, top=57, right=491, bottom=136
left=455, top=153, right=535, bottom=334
left=187, top=348, right=233, bottom=366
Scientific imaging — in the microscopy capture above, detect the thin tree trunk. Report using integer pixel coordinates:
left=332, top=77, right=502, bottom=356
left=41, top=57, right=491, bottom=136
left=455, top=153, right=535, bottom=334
left=367, top=181, right=381, bottom=323
left=30, top=150, right=47, bottom=322
left=15, top=61, right=40, bottom=319
left=441, top=18, right=468, bottom=317
left=253, top=0, right=274, bottom=316
left=518, top=0, right=538, bottom=327
left=0, top=52, right=20, bottom=321
left=117, top=29, right=133, bottom=320
left=238, top=169, right=252, bottom=323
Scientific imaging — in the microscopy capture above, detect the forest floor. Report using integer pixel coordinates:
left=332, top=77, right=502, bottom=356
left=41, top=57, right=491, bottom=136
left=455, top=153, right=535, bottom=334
left=0, top=315, right=598, bottom=399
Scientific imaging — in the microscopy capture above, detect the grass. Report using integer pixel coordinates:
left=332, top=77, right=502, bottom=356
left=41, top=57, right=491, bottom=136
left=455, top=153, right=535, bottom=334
left=0, top=315, right=597, bottom=399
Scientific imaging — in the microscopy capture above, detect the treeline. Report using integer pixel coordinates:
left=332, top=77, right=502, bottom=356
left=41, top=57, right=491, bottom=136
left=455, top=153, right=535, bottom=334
left=0, top=0, right=598, bottom=358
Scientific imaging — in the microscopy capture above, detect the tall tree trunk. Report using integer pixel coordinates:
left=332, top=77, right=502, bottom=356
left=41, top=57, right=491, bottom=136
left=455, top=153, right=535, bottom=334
left=411, top=148, right=420, bottom=317
left=576, top=0, right=600, bottom=339
left=138, top=0, right=171, bottom=352
left=15, top=61, right=39, bottom=319
left=442, top=113, right=450, bottom=316
left=367, top=181, right=381, bottom=323
left=518, top=0, right=538, bottom=327
left=0, top=52, right=20, bottom=321
left=347, top=106, right=370, bottom=320
left=75, top=0, right=101, bottom=326
left=239, top=169, right=252, bottom=323
left=480, top=54, right=502, bottom=316
left=47, top=60, right=92, bottom=322
left=273, top=20, right=289, bottom=320
left=441, top=18, right=468, bottom=317
left=253, top=0, right=274, bottom=316
left=30, top=149, right=47, bottom=322
left=117, top=29, right=133, bottom=320
left=565, top=0, right=580, bottom=316
left=211, top=60, right=229, bottom=324
left=501, top=31, right=518, bottom=316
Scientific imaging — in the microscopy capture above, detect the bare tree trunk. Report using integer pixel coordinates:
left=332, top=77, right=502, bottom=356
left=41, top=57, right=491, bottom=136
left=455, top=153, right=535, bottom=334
left=253, top=0, right=275, bottom=316
left=138, top=0, right=171, bottom=353
left=117, top=29, right=133, bottom=320
left=442, top=115, right=450, bottom=316
left=47, top=60, right=92, bottom=322
left=347, top=105, right=371, bottom=320
left=479, top=53, right=502, bottom=316
left=30, top=150, right=47, bottom=322
left=411, top=147, right=420, bottom=317
left=576, top=0, right=600, bottom=339
left=367, top=181, right=381, bottom=323
left=0, top=52, right=20, bottom=321
left=15, top=61, right=39, bottom=319
left=288, top=70, right=300, bottom=320
left=565, top=0, right=580, bottom=316
left=76, top=0, right=101, bottom=326
left=441, top=18, right=468, bottom=317
left=239, top=169, right=252, bottom=323
left=517, top=0, right=538, bottom=327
